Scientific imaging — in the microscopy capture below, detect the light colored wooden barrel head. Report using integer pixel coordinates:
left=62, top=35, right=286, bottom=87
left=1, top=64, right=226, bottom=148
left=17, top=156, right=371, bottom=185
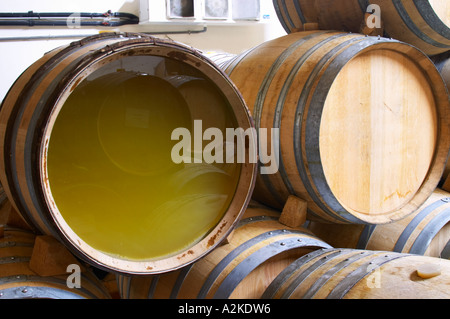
left=320, top=49, right=437, bottom=220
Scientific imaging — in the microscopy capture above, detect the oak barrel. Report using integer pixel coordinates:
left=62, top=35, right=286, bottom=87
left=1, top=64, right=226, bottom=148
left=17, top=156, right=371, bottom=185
left=222, top=31, right=450, bottom=224
left=117, top=204, right=332, bottom=299
left=263, top=248, right=450, bottom=299
left=307, top=188, right=450, bottom=258
left=273, top=0, right=450, bottom=56
left=0, top=227, right=111, bottom=299
left=0, top=32, right=257, bottom=275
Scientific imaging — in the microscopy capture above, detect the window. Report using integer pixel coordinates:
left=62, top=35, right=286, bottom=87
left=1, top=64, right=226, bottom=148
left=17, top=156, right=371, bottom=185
left=168, top=0, right=195, bottom=18
left=232, top=0, right=260, bottom=20
left=204, top=0, right=229, bottom=20
left=166, top=0, right=261, bottom=21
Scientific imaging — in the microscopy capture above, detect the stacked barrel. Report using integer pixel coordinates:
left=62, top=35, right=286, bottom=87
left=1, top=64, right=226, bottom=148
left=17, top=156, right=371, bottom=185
left=273, top=0, right=450, bottom=56
left=1, top=1, right=450, bottom=300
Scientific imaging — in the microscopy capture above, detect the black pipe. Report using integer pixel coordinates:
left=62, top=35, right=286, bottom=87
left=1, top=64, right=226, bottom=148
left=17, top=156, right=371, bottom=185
left=0, top=10, right=137, bottom=19
left=0, top=10, right=139, bottom=27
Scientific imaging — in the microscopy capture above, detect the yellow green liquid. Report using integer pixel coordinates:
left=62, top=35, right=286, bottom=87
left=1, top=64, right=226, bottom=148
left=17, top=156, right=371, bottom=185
left=47, top=58, right=241, bottom=261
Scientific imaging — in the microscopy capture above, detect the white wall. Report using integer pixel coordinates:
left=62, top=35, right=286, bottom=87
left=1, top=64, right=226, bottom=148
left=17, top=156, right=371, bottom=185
left=0, top=0, right=286, bottom=102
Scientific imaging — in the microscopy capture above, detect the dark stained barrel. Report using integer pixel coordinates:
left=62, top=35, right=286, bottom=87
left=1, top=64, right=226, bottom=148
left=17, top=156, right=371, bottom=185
left=273, top=0, right=450, bottom=56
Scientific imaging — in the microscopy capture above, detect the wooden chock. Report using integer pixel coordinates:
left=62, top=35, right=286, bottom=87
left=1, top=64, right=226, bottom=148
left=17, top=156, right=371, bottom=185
left=29, top=235, right=85, bottom=277
left=279, top=195, right=308, bottom=228
left=303, top=22, right=319, bottom=31
left=0, top=225, right=4, bottom=238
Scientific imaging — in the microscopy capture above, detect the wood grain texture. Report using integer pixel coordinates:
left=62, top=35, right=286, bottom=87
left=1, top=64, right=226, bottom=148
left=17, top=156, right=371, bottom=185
left=320, top=49, right=437, bottom=217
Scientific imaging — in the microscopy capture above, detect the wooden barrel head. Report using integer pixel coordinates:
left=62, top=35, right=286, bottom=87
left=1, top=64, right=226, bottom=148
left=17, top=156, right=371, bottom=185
left=320, top=48, right=438, bottom=220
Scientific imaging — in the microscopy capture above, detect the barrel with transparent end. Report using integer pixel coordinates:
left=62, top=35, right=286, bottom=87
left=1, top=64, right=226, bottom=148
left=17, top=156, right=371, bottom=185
left=222, top=31, right=450, bottom=225
left=0, top=32, right=257, bottom=275
left=117, top=204, right=332, bottom=299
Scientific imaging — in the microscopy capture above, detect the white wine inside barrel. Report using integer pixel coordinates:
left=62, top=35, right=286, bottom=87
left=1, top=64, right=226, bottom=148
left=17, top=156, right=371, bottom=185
left=46, top=55, right=241, bottom=261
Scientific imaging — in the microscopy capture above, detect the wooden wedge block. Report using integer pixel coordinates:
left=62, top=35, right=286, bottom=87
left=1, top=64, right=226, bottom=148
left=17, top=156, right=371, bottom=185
left=303, top=22, right=319, bottom=31
left=29, top=235, right=85, bottom=277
